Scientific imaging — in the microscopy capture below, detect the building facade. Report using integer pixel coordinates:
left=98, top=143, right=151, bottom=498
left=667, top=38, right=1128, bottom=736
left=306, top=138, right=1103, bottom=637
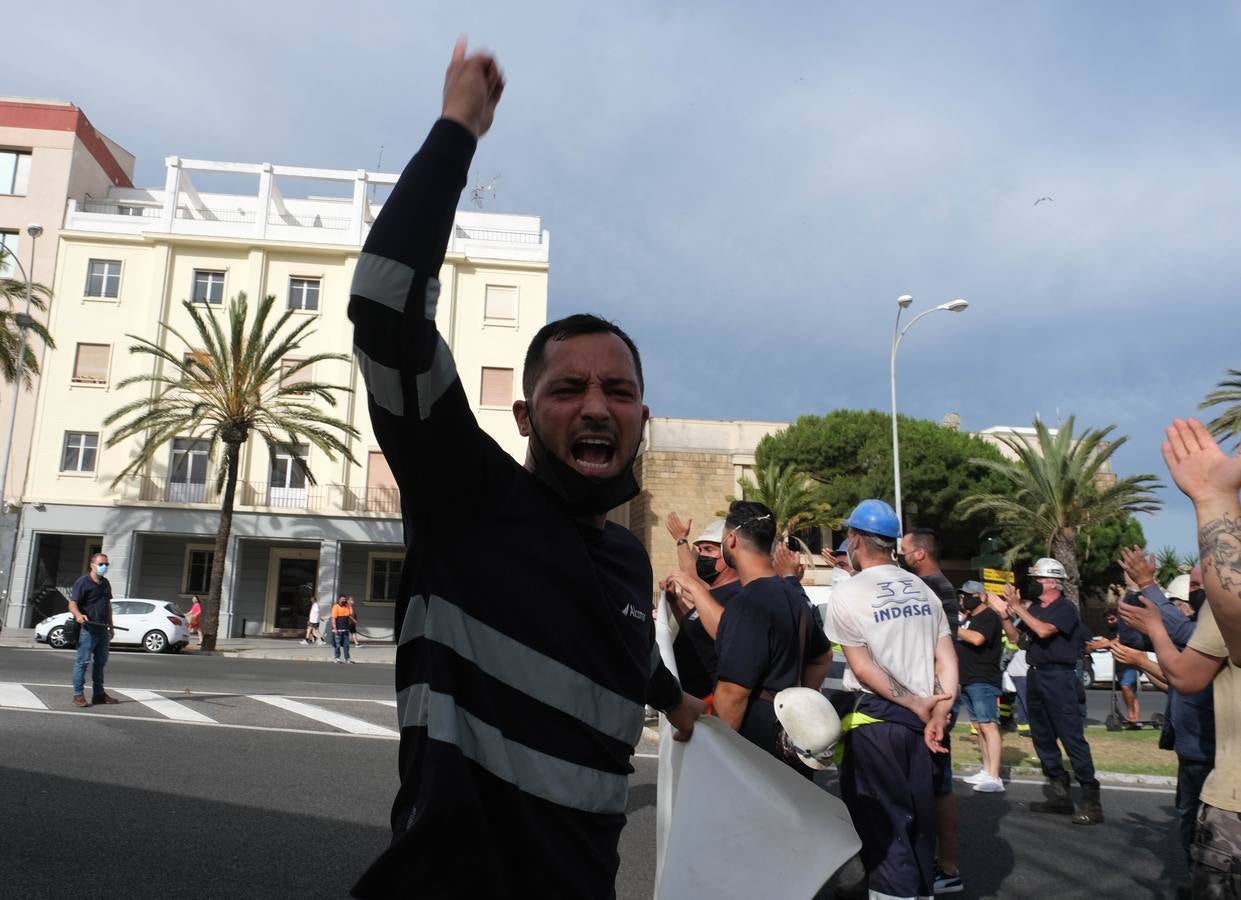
left=3, top=155, right=548, bottom=639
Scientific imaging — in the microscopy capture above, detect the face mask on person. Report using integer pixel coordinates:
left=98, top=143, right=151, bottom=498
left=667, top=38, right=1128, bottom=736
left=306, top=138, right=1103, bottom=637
left=696, top=554, right=721, bottom=584
left=962, top=593, right=982, bottom=612
left=525, top=412, right=640, bottom=517
left=1188, top=588, right=1207, bottom=613
left=1022, top=580, right=1043, bottom=601
left=845, top=536, right=859, bottom=574
left=95, top=563, right=109, bottom=576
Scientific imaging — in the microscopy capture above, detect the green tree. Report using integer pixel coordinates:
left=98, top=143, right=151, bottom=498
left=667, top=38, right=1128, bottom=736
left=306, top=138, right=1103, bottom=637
left=727, top=461, right=834, bottom=549
left=105, top=293, right=358, bottom=650
left=961, top=416, right=1163, bottom=605
left=756, top=409, right=1015, bottom=558
left=1075, top=516, right=1146, bottom=603
left=0, top=248, right=55, bottom=386
left=1199, top=369, right=1241, bottom=441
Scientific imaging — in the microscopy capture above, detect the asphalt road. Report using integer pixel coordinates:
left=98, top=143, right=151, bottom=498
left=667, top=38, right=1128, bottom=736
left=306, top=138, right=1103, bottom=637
left=1, top=648, right=1188, bottom=898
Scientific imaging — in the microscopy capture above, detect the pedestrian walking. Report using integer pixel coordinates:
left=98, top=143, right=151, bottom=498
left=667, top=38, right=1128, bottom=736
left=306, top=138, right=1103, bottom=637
left=825, top=500, right=957, bottom=900
left=302, top=595, right=321, bottom=646
left=187, top=594, right=203, bottom=646
left=347, top=597, right=360, bottom=647
left=68, top=552, right=120, bottom=708
left=347, top=39, right=701, bottom=897
left=330, top=595, right=352, bottom=664
left=990, top=558, right=1102, bottom=825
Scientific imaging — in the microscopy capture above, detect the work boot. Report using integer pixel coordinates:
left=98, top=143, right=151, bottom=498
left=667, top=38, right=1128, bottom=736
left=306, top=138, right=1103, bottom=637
left=1030, top=773, right=1075, bottom=814
left=1071, top=782, right=1104, bottom=825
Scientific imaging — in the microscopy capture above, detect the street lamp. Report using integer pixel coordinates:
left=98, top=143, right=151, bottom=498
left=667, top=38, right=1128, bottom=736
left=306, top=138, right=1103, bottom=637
left=889, top=294, right=968, bottom=531
left=0, top=222, right=43, bottom=512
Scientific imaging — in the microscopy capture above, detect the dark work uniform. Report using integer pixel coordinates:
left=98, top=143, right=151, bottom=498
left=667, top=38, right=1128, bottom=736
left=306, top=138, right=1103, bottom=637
left=348, top=119, right=681, bottom=899
left=921, top=571, right=958, bottom=795
left=673, top=581, right=741, bottom=699
left=70, top=574, right=113, bottom=699
left=1022, top=595, right=1097, bottom=786
left=715, top=576, right=829, bottom=762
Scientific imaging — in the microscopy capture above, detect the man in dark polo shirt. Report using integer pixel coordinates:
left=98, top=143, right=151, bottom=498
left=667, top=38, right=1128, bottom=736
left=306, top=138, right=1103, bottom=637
left=68, top=552, right=119, bottom=708
left=991, top=557, right=1101, bottom=825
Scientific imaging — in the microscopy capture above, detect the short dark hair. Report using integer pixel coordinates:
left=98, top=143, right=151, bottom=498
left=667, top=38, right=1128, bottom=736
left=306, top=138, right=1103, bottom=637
left=725, top=500, right=777, bottom=556
left=522, top=314, right=644, bottom=399
left=906, top=526, right=940, bottom=563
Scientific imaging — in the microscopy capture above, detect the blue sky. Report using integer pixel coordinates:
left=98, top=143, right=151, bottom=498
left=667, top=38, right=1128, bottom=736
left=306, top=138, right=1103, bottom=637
left=11, top=2, right=1241, bottom=555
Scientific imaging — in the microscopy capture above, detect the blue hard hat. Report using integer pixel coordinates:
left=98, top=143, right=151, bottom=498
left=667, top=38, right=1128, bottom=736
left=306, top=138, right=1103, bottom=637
left=843, top=499, right=901, bottom=539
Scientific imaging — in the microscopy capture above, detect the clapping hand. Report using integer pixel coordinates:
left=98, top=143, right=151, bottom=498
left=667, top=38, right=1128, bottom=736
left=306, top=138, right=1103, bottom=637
left=665, top=511, right=692, bottom=543
left=1118, top=545, right=1157, bottom=590
left=1117, top=593, right=1163, bottom=637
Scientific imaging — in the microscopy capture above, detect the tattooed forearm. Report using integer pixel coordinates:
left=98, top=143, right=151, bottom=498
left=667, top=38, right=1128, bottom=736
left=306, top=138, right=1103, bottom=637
left=1199, top=513, right=1241, bottom=598
left=889, top=673, right=908, bottom=698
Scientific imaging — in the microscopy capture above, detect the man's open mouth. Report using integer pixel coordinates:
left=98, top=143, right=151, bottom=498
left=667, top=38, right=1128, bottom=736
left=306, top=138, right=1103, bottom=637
left=572, top=436, right=616, bottom=471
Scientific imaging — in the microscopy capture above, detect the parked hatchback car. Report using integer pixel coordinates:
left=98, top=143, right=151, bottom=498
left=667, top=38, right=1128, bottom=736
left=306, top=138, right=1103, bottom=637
left=35, top=600, right=192, bottom=653
left=1083, top=646, right=1157, bottom=689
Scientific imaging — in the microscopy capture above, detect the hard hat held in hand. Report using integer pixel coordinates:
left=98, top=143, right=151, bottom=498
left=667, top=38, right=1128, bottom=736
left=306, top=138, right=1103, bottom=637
left=1029, top=557, right=1067, bottom=580
left=773, top=687, right=842, bottom=771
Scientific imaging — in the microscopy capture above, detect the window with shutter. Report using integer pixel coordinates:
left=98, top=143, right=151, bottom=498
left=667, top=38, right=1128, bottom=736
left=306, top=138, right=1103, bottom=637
left=479, top=367, right=514, bottom=408
left=72, top=344, right=111, bottom=384
left=484, top=285, right=518, bottom=322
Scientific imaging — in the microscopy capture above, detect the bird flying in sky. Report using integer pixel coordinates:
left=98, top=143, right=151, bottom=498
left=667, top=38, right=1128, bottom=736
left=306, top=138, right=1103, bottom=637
left=1034, top=196, right=1053, bottom=205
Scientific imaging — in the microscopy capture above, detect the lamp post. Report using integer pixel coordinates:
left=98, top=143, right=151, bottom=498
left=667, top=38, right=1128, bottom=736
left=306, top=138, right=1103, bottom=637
left=890, top=294, right=968, bottom=531
left=0, top=222, right=43, bottom=512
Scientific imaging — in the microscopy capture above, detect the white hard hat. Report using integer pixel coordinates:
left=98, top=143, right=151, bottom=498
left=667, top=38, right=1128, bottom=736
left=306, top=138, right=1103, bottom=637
left=1165, top=574, right=1191, bottom=603
left=1029, top=557, right=1067, bottom=580
left=693, top=519, right=726, bottom=545
left=773, top=687, right=841, bottom=771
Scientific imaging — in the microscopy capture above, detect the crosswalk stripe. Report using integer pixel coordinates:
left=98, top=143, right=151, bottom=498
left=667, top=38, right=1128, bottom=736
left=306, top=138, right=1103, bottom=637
left=374, top=700, right=397, bottom=708
left=112, top=688, right=215, bottom=723
left=0, top=683, right=47, bottom=710
left=247, top=694, right=397, bottom=736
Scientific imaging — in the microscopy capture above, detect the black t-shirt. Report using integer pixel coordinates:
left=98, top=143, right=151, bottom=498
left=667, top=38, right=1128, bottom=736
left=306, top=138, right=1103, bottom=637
left=957, top=607, right=1003, bottom=687
left=715, top=576, right=830, bottom=758
left=674, top=581, right=741, bottom=698
left=921, top=572, right=959, bottom=638
left=70, top=575, right=112, bottom=627
left=1023, top=596, right=1083, bottom=666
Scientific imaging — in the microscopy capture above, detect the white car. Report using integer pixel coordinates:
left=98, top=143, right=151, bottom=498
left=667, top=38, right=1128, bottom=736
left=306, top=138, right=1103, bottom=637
left=1084, top=647, right=1157, bottom=689
left=35, top=599, right=192, bottom=654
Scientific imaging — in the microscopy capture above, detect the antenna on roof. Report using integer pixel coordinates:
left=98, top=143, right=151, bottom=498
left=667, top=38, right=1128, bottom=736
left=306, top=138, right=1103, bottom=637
left=470, top=173, right=499, bottom=209
left=369, top=145, right=384, bottom=203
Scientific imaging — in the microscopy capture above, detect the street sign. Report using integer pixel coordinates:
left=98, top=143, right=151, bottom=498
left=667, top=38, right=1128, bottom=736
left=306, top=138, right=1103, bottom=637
left=982, top=567, right=1014, bottom=595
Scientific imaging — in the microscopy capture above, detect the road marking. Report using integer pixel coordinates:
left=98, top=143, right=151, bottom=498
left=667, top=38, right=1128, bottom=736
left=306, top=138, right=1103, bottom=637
left=1005, top=776, right=1175, bottom=795
left=0, top=682, right=47, bottom=709
left=248, top=694, right=398, bottom=736
left=373, top=700, right=398, bottom=708
left=0, top=706, right=399, bottom=740
left=112, top=687, right=215, bottom=723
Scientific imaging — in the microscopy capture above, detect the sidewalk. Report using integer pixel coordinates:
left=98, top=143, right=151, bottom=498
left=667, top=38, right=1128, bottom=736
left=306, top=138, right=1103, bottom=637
left=0, top=627, right=396, bottom=665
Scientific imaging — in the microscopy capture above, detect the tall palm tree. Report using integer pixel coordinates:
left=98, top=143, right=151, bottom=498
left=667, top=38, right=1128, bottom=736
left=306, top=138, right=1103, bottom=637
left=1200, top=368, right=1241, bottom=441
left=0, top=248, right=55, bottom=386
left=105, top=293, right=358, bottom=650
left=960, top=416, right=1163, bottom=604
left=727, top=461, right=835, bottom=553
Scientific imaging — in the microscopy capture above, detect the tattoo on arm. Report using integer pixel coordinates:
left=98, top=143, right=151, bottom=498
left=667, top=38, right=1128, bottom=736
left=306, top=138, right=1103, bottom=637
left=1199, top=513, right=1241, bottom=599
left=888, top=672, right=908, bottom=698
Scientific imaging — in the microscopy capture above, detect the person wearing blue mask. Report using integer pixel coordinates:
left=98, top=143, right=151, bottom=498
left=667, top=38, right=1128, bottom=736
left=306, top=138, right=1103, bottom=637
left=68, top=552, right=119, bottom=708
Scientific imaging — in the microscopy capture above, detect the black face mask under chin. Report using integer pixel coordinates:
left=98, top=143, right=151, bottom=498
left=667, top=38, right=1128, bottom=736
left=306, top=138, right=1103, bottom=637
left=526, top=416, right=640, bottom=518
left=696, top=555, right=721, bottom=584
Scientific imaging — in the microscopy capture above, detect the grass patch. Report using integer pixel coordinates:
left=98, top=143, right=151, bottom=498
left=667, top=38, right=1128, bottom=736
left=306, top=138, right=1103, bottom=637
left=949, top=724, right=1177, bottom=777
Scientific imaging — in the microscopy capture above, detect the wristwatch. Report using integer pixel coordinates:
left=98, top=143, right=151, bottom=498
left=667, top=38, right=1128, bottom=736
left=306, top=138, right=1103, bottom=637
left=676, top=538, right=688, bottom=546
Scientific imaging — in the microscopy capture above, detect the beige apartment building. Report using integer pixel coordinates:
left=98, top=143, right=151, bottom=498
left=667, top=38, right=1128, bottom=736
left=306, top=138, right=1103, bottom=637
left=3, top=154, right=548, bottom=637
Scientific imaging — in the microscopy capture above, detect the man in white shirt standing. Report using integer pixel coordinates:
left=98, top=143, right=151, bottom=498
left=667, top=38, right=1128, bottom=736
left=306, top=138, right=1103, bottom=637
left=825, top=500, right=958, bottom=900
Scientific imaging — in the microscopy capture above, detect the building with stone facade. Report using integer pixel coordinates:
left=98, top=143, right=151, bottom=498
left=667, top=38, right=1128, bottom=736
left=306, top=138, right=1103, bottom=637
left=2, top=153, right=548, bottom=639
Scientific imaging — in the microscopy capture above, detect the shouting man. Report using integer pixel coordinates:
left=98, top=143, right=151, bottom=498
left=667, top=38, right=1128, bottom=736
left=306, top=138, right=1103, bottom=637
left=347, top=41, right=702, bottom=898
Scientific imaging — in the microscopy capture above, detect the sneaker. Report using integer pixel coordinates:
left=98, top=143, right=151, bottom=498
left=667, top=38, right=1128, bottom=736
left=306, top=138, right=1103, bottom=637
left=962, top=770, right=991, bottom=785
left=973, top=776, right=1006, bottom=793
left=72, top=695, right=88, bottom=708
left=933, top=864, right=963, bottom=894
left=299, top=640, right=310, bottom=646
left=333, top=658, right=341, bottom=664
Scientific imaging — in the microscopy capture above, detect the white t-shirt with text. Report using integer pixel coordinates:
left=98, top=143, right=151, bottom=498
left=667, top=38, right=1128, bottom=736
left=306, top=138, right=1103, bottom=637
left=825, top=563, right=950, bottom=697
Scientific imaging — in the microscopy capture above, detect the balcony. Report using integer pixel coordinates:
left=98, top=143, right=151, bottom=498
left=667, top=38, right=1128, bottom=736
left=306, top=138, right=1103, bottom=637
left=127, top=476, right=400, bottom=518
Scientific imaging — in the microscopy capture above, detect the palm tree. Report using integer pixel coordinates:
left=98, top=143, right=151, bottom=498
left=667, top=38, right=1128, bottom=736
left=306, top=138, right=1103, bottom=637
left=1155, top=546, right=1186, bottom=585
left=0, top=248, right=55, bottom=386
left=960, top=416, right=1163, bottom=605
left=1199, top=369, right=1241, bottom=441
left=105, top=293, right=358, bottom=650
left=727, top=461, right=835, bottom=554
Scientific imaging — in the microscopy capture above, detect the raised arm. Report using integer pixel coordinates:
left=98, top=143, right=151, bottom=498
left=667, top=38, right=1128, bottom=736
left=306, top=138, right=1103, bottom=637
left=348, top=41, right=506, bottom=527
left=1162, top=418, right=1241, bottom=664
